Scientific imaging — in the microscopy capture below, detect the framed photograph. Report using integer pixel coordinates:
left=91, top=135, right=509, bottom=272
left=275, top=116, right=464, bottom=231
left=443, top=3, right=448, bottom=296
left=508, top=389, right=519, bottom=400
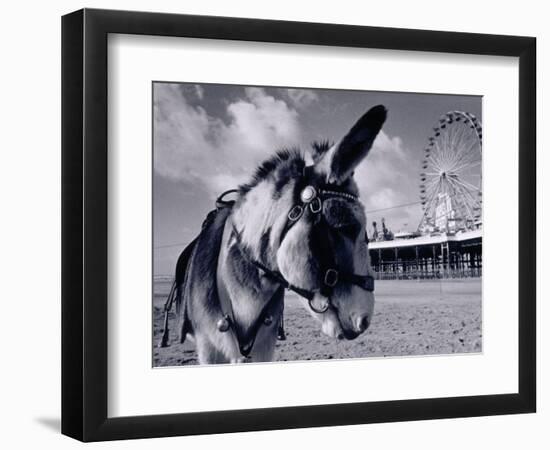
left=62, top=8, right=536, bottom=441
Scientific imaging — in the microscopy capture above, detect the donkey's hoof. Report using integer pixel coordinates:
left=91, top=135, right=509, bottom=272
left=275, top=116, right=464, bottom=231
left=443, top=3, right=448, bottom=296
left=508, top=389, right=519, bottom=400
left=179, top=334, right=187, bottom=344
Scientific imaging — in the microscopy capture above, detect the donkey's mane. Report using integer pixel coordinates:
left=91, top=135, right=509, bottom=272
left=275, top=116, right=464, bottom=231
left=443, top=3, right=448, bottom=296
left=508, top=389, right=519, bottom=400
left=238, top=148, right=305, bottom=196
left=238, top=141, right=335, bottom=196
left=311, top=139, right=331, bottom=158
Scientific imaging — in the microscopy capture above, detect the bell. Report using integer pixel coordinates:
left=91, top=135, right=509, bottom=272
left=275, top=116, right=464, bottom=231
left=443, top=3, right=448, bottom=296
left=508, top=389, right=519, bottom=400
left=263, top=315, right=273, bottom=326
left=300, top=185, right=316, bottom=203
left=217, top=315, right=231, bottom=332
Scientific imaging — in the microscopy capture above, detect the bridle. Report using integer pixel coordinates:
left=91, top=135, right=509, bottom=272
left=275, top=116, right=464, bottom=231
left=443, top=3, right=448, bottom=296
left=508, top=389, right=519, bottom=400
left=226, top=166, right=375, bottom=316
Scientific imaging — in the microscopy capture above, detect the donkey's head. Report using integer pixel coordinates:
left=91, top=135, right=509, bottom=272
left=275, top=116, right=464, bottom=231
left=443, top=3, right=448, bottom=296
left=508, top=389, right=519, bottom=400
left=232, top=105, right=387, bottom=340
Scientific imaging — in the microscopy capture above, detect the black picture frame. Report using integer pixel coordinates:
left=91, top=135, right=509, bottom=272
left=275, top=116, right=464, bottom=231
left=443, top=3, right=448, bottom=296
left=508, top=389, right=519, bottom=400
left=62, top=8, right=536, bottom=442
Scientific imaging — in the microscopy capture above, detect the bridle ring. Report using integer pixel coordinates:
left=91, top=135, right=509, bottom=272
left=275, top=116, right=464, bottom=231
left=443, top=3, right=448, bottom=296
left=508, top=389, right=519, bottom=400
left=324, top=269, right=339, bottom=287
left=309, top=197, right=322, bottom=213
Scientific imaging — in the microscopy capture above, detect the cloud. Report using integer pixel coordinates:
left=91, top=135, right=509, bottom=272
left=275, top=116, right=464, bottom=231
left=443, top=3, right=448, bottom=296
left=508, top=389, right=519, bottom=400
left=285, top=88, right=319, bottom=109
left=154, top=84, right=301, bottom=197
left=224, top=87, right=300, bottom=153
left=370, top=132, right=407, bottom=160
left=354, top=130, right=422, bottom=231
left=367, top=187, right=400, bottom=211
left=194, top=84, right=204, bottom=100
left=354, top=130, right=410, bottom=198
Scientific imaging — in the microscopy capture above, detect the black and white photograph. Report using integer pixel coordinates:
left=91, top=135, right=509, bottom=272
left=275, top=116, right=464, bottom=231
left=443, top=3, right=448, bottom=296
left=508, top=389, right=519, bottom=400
left=153, top=82, right=483, bottom=366
left=0, top=0, right=543, bottom=446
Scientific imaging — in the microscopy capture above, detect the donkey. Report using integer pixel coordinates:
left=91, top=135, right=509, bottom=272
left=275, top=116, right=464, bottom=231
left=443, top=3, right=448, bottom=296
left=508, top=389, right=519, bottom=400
left=163, top=105, right=387, bottom=364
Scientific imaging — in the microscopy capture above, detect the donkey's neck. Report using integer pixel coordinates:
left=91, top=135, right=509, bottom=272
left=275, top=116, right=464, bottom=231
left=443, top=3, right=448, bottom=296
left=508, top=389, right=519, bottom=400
left=230, top=179, right=297, bottom=266
left=219, top=181, right=297, bottom=331
left=216, top=216, right=280, bottom=333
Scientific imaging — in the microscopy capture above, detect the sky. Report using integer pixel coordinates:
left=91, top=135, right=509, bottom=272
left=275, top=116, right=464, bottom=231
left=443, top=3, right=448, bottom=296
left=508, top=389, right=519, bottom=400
left=153, top=82, right=481, bottom=276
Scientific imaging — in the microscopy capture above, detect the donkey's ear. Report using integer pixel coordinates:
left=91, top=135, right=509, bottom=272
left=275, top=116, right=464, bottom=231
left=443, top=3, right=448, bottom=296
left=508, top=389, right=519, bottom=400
left=316, top=105, right=387, bottom=183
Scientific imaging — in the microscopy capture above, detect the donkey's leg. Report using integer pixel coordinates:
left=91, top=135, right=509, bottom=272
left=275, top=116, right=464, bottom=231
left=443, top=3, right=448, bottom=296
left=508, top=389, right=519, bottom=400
left=277, top=308, right=286, bottom=341
left=211, top=330, right=246, bottom=364
left=250, top=332, right=278, bottom=362
left=196, top=333, right=244, bottom=364
left=176, top=285, right=190, bottom=344
left=195, top=334, right=220, bottom=365
left=249, top=312, right=281, bottom=363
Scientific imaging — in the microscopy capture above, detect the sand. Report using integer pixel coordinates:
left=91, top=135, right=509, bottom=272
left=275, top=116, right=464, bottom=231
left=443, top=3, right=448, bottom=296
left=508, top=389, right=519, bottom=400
left=153, top=279, right=481, bottom=366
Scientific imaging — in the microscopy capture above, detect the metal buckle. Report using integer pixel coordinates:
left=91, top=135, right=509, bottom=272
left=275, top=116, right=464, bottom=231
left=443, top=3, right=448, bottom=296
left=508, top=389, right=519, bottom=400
left=324, top=269, right=339, bottom=287
left=288, top=205, right=304, bottom=221
left=309, top=197, right=322, bottom=213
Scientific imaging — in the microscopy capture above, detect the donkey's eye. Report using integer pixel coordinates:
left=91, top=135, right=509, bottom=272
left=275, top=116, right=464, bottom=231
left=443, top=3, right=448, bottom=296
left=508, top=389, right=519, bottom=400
left=334, top=222, right=361, bottom=240
left=323, top=199, right=362, bottom=239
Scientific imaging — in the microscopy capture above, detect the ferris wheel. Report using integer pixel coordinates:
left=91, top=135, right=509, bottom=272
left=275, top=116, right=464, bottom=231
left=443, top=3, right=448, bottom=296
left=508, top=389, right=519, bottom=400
left=418, top=110, right=482, bottom=233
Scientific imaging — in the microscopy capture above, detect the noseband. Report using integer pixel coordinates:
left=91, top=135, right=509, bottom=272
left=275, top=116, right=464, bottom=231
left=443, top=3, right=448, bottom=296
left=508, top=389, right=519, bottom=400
left=229, top=166, right=375, bottom=315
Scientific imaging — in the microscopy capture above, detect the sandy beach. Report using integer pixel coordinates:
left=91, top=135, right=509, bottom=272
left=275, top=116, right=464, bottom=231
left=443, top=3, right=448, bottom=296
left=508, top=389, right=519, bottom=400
left=153, top=278, right=481, bottom=366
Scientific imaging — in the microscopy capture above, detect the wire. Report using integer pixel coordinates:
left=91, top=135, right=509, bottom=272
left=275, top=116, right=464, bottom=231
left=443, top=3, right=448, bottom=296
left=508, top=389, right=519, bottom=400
left=365, top=201, right=422, bottom=214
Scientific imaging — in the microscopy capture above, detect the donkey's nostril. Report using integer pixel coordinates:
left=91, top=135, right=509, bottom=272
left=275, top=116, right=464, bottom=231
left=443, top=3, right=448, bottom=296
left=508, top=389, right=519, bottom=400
left=356, top=315, right=370, bottom=333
